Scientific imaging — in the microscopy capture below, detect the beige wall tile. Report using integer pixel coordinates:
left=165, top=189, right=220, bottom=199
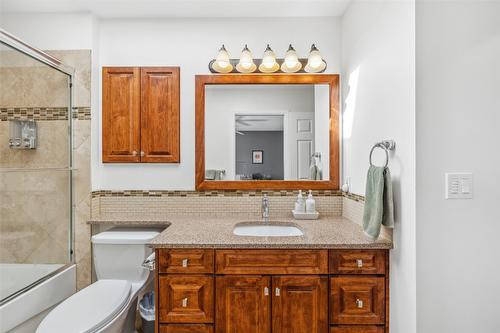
left=0, top=121, right=69, bottom=168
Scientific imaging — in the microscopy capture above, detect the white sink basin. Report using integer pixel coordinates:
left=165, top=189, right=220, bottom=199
left=233, top=222, right=304, bottom=237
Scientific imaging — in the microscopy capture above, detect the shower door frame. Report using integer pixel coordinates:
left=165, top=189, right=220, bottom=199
left=0, top=29, right=76, bottom=305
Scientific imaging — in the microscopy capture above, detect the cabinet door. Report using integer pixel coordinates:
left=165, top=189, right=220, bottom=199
left=330, top=327, right=384, bottom=333
left=102, top=67, right=141, bottom=162
left=272, top=276, right=328, bottom=333
left=140, top=67, right=180, bottom=162
left=159, top=275, right=214, bottom=323
left=161, top=324, right=214, bottom=333
left=215, top=276, right=271, bottom=333
left=330, top=276, right=385, bottom=325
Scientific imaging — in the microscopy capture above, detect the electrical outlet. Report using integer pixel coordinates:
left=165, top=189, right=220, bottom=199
left=445, top=173, right=473, bottom=199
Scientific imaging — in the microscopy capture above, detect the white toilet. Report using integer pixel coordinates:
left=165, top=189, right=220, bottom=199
left=37, top=227, right=162, bottom=333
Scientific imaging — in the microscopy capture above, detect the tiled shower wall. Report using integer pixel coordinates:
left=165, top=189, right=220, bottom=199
left=0, top=49, right=91, bottom=290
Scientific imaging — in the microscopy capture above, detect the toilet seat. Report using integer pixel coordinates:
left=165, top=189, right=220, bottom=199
left=36, top=279, right=131, bottom=333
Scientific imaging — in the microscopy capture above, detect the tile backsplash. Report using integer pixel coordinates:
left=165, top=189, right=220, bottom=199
left=90, top=190, right=392, bottom=242
left=91, top=190, right=343, bottom=219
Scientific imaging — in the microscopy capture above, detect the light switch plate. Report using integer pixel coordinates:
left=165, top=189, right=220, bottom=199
left=445, top=173, right=473, bottom=199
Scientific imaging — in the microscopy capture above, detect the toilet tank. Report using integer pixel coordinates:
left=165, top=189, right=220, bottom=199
left=91, top=227, right=162, bottom=282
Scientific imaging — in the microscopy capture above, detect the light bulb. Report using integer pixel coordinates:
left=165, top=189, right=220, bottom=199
left=262, top=45, right=276, bottom=69
left=236, top=45, right=256, bottom=73
left=281, top=44, right=301, bottom=72
left=259, top=44, right=279, bottom=73
left=308, top=51, right=322, bottom=68
left=305, top=44, right=326, bottom=73
left=211, top=44, right=233, bottom=73
left=239, top=45, right=253, bottom=69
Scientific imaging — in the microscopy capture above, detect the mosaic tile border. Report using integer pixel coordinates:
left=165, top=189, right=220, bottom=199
left=73, top=107, right=91, bottom=120
left=344, top=192, right=365, bottom=202
left=91, top=189, right=343, bottom=198
left=0, top=106, right=91, bottom=121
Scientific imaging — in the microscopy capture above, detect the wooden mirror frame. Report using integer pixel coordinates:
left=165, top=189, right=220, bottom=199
left=195, top=74, right=340, bottom=190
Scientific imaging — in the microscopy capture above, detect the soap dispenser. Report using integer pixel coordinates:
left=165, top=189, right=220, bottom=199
left=294, top=190, right=306, bottom=212
left=306, top=190, right=316, bottom=213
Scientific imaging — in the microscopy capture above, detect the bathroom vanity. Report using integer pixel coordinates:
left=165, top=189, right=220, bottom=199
left=150, top=217, right=392, bottom=333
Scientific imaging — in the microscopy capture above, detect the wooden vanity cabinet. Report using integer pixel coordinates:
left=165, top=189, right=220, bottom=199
left=158, top=275, right=214, bottom=323
left=102, top=66, right=180, bottom=163
left=160, top=324, right=214, bottom=333
left=155, top=249, right=389, bottom=333
left=272, top=276, right=328, bottom=333
left=215, top=276, right=271, bottom=333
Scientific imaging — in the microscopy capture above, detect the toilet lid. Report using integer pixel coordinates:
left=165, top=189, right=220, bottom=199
left=37, top=279, right=131, bottom=333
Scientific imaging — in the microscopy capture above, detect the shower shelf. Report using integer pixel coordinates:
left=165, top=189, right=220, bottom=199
left=0, top=167, right=76, bottom=173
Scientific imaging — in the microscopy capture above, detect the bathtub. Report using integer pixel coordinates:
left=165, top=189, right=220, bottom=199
left=0, top=264, right=76, bottom=333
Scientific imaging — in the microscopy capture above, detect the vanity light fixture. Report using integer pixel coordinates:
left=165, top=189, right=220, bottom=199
left=211, top=44, right=233, bottom=73
left=208, top=44, right=327, bottom=74
left=258, top=44, right=279, bottom=73
left=236, top=44, right=257, bottom=73
left=305, top=44, right=327, bottom=73
left=281, top=44, right=302, bottom=73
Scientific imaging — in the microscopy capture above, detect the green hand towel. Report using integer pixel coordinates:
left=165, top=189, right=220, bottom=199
left=362, top=165, right=395, bottom=240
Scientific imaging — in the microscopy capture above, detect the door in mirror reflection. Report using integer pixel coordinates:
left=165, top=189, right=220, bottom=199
left=204, top=84, right=330, bottom=181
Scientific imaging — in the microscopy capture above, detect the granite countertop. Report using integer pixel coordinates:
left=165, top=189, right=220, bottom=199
left=89, top=215, right=392, bottom=249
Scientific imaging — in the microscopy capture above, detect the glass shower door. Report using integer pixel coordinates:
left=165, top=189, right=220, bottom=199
left=0, top=40, right=73, bottom=303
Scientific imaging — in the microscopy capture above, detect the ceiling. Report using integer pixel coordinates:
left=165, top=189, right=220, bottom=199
left=236, top=115, right=284, bottom=132
left=0, top=0, right=352, bottom=18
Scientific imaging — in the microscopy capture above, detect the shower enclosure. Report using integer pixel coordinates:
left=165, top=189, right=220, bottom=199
left=0, top=28, right=75, bottom=311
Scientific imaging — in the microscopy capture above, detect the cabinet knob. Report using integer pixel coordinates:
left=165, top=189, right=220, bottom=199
left=182, top=297, right=188, bottom=307
left=275, top=287, right=280, bottom=296
left=140, top=151, right=145, bottom=157
left=357, top=259, right=363, bottom=268
left=264, top=287, right=269, bottom=296
left=356, top=298, right=363, bottom=308
left=182, top=258, right=189, bottom=267
left=132, top=150, right=138, bottom=156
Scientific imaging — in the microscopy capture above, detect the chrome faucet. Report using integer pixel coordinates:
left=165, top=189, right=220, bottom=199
left=262, top=194, right=270, bottom=220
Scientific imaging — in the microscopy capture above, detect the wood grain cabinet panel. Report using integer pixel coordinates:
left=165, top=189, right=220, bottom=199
left=161, top=324, right=214, bottom=333
left=215, top=249, right=328, bottom=275
left=156, top=249, right=390, bottom=333
left=140, top=67, right=180, bottom=162
left=158, top=249, right=214, bottom=274
left=159, top=275, right=214, bottom=323
left=330, top=276, right=385, bottom=325
left=215, top=276, right=271, bottom=333
left=272, top=276, right=328, bottom=333
left=330, top=326, right=384, bottom=333
left=102, top=66, right=180, bottom=163
left=102, top=67, right=141, bottom=162
left=330, top=250, right=386, bottom=275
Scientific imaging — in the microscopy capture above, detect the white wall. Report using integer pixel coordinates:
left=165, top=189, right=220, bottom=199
left=341, top=1, right=416, bottom=333
left=96, top=17, right=341, bottom=190
left=416, top=2, right=500, bottom=333
left=0, top=13, right=95, bottom=50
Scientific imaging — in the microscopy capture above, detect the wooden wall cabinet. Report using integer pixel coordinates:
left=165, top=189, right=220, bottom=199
left=102, top=66, right=180, bottom=163
left=156, top=249, right=389, bottom=333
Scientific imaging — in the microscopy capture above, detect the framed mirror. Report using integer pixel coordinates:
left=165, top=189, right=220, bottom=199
left=195, top=74, right=339, bottom=190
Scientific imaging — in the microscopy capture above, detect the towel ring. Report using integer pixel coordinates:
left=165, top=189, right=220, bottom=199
left=369, top=140, right=396, bottom=168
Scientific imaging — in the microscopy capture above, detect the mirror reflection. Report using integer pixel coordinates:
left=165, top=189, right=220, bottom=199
left=205, top=84, right=330, bottom=181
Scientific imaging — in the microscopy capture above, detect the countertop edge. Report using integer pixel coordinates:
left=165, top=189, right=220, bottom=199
left=148, top=243, right=393, bottom=250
